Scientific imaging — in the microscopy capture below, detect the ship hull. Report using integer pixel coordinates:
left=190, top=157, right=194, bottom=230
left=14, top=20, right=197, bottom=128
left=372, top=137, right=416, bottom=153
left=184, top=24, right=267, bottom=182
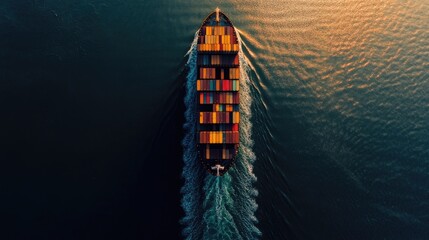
left=196, top=9, right=240, bottom=176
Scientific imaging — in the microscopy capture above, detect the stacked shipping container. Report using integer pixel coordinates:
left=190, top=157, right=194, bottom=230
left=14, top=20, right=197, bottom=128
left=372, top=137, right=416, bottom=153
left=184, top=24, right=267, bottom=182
left=199, top=131, right=240, bottom=144
left=199, top=112, right=240, bottom=124
left=203, top=145, right=235, bottom=159
left=212, top=104, right=239, bottom=112
left=197, top=55, right=239, bottom=66
left=197, top=80, right=239, bottom=91
left=197, top=26, right=239, bottom=52
left=199, top=92, right=239, bottom=104
left=197, top=19, right=240, bottom=166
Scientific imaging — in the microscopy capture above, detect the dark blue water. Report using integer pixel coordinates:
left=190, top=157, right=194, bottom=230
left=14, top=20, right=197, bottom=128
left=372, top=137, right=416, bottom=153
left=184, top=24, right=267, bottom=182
left=1, top=0, right=429, bottom=239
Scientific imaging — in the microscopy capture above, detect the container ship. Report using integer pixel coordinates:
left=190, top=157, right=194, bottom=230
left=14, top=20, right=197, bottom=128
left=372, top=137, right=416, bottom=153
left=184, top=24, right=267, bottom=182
left=196, top=8, right=240, bottom=176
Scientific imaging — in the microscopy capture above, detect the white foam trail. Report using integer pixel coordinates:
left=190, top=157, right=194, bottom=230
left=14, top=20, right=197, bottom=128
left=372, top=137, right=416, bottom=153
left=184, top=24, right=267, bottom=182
left=181, top=31, right=204, bottom=240
left=181, top=29, right=261, bottom=240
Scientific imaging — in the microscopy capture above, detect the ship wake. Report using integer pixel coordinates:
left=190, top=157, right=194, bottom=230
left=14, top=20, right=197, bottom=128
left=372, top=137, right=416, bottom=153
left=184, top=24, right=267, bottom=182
left=181, top=30, right=260, bottom=240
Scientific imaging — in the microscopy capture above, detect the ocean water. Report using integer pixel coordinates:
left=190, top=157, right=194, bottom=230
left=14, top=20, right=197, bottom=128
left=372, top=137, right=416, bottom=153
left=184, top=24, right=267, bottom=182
left=1, top=0, right=429, bottom=239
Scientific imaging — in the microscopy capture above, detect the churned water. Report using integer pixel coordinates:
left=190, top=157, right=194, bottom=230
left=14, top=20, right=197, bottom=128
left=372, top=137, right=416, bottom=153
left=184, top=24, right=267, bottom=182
left=2, top=0, right=429, bottom=239
left=181, top=30, right=259, bottom=240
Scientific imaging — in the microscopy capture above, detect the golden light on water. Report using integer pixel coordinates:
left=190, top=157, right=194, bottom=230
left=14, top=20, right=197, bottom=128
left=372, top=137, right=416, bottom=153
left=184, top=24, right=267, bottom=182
left=225, top=0, right=429, bottom=120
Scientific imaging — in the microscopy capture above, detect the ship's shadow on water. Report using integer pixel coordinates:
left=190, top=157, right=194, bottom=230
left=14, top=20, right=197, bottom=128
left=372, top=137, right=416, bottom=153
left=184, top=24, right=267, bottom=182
left=180, top=30, right=261, bottom=240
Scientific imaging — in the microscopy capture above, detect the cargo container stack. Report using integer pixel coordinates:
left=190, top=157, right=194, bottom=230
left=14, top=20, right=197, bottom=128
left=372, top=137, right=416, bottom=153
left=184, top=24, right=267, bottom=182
left=196, top=10, right=240, bottom=176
